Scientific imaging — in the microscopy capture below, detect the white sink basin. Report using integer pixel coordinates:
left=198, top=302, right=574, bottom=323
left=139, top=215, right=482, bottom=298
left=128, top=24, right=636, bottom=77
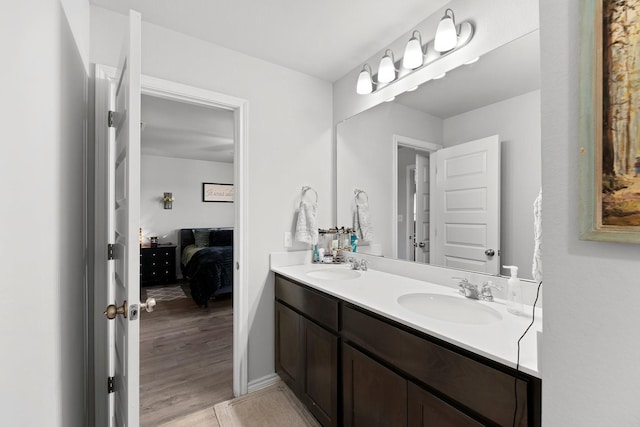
left=306, top=268, right=361, bottom=281
left=397, top=293, right=502, bottom=325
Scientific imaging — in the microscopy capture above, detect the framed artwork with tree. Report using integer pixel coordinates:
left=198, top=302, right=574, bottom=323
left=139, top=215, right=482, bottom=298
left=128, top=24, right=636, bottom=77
left=580, top=0, right=640, bottom=243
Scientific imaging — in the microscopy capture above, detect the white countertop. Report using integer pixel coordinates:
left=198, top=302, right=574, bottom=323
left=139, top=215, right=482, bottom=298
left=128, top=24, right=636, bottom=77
left=271, top=262, right=542, bottom=378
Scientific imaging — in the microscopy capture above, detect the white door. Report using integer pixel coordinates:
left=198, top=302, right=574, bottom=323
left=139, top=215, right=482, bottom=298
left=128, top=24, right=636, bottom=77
left=430, top=135, right=500, bottom=274
left=107, top=10, right=142, bottom=427
left=414, top=153, right=430, bottom=263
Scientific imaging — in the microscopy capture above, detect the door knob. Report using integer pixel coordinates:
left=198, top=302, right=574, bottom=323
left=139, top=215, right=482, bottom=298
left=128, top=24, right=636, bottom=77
left=141, top=297, right=156, bottom=313
left=104, top=300, right=128, bottom=320
left=485, top=249, right=495, bottom=257
left=418, top=242, right=426, bottom=248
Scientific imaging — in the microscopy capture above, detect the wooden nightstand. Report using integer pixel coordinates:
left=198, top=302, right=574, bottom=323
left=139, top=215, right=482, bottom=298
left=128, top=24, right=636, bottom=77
left=140, top=244, right=177, bottom=286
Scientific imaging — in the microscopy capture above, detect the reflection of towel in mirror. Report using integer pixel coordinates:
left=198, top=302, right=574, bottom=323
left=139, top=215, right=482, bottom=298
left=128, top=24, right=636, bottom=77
left=295, top=200, right=318, bottom=245
left=353, top=201, right=374, bottom=242
left=532, top=188, right=543, bottom=282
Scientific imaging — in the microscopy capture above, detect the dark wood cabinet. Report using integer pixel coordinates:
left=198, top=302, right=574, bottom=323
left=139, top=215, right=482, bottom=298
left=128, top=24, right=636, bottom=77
left=408, top=382, right=484, bottom=427
left=342, top=343, right=407, bottom=427
left=275, top=275, right=339, bottom=427
left=140, top=245, right=176, bottom=285
left=274, top=273, right=542, bottom=427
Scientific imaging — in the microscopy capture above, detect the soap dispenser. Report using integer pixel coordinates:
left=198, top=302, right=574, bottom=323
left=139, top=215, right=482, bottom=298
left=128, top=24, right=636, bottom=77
left=503, top=265, right=524, bottom=315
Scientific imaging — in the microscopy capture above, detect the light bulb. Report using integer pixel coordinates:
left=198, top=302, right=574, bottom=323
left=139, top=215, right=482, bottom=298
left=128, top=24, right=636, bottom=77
left=434, top=9, right=458, bottom=52
left=377, top=50, right=396, bottom=83
left=356, top=65, right=373, bottom=94
left=402, top=31, right=424, bottom=70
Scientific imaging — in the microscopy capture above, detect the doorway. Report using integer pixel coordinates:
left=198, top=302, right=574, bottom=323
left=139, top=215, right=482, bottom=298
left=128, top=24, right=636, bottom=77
left=391, top=135, right=441, bottom=260
left=93, top=65, right=249, bottom=426
left=138, top=94, right=236, bottom=424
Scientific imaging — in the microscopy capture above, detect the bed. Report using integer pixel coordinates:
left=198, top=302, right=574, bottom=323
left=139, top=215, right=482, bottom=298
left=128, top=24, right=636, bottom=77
left=179, top=228, right=233, bottom=307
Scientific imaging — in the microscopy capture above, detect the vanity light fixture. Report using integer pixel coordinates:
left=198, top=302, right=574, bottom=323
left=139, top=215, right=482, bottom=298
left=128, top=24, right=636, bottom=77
left=402, top=31, right=425, bottom=70
left=434, top=8, right=458, bottom=52
left=355, top=7, right=474, bottom=95
left=433, top=72, right=447, bottom=79
left=356, top=64, right=374, bottom=94
left=377, top=49, right=397, bottom=83
left=464, top=56, right=480, bottom=65
left=407, top=86, right=419, bottom=92
left=385, top=96, right=396, bottom=102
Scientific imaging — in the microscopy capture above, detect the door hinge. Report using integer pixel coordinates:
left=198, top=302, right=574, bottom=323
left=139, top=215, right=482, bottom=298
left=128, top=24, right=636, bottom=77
left=107, top=244, right=114, bottom=260
left=108, top=110, right=115, bottom=128
left=107, top=376, right=115, bottom=394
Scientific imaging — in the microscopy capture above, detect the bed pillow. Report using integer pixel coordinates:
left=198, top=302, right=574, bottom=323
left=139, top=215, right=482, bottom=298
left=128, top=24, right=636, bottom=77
left=193, top=228, right=211, bottom=248
left=210, top=228, right=233, bottom=247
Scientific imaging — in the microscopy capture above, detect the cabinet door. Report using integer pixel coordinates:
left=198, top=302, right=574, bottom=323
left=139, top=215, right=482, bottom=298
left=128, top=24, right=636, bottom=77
left=275, top=302, right=302, bottom=393
left=343, top=344, right=407, bottom=427
left=408, top=382, right=483, bottom=427
left=302, top=318, right=338, bottom=427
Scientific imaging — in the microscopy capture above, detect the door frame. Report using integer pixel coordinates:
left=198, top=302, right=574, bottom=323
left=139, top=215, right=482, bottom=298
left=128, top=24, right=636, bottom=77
left=404, top=164, right=416, bottom=261
left=94, top=64, right=250, bottom=422
left=391, top=135, right=441, bottom=259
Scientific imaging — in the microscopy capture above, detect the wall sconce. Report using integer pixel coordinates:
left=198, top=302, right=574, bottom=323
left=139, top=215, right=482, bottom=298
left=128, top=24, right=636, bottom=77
left=356, top=8, right=474, bottom=95
left=163, top=192, right=175, bottom=209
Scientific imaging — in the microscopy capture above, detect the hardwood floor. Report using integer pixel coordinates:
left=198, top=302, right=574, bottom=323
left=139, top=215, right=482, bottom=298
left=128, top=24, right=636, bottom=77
left=140, top=289, right=233, bottom=426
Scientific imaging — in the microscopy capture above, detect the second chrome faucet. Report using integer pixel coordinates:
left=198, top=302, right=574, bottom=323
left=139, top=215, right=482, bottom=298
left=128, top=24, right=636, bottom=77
left=454, top=277, right=502, bottom=302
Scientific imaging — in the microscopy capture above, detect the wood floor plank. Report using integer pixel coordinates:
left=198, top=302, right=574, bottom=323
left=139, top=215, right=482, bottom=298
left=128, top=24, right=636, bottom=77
left=140, top=291, right=233, bottom=426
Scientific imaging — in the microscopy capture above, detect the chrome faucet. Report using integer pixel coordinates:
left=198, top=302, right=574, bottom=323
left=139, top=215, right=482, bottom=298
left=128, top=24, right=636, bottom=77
left=453, top=277, right=502, bottom=301
left=480, top=281, right=503, bottom=302
left=348, top=257, right=368, bottom=271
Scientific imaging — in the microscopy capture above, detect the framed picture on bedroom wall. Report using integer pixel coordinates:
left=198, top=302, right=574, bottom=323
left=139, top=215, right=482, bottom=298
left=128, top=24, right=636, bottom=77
left=579, top=0, right=640, bottom=243
left=203, top=182, right=234, bottom=203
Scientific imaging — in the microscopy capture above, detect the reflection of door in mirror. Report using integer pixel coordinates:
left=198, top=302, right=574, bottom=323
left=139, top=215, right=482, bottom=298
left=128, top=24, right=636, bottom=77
left=431, top=135, right=501, bottom=275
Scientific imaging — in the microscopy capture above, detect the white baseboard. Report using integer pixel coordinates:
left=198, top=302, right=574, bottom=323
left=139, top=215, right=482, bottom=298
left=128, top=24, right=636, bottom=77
left=247, top=373, right=281, bottom=393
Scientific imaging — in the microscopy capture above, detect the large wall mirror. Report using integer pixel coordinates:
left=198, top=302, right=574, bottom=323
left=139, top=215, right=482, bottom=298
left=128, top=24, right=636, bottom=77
left=337, top=30, right=541, bottom=279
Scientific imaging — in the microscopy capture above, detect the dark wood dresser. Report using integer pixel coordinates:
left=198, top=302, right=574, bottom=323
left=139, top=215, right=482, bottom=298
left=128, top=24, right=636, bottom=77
left=140, top=244, right=177, bottom=286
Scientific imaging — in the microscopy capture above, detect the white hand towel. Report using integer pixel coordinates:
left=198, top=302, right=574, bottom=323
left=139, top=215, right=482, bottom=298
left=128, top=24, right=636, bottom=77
left=353, top=200, right=374, bottom=243
left=295, top=200, right=318, bottom=245
left=532, top=188, right=543, bottom=282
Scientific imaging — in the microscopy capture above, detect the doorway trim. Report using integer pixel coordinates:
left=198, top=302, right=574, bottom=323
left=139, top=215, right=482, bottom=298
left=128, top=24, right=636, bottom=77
left=391, top=135, right=441, bottom=259
left=94, top=65, right=249, bottom=408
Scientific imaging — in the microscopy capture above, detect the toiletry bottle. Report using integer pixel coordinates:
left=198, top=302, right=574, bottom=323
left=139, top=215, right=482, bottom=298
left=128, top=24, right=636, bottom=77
left=503, top=265, right=523, bottom=315
left=350, top=233, right=358, bottom=252
left=313, top=244, right=319, bottom=263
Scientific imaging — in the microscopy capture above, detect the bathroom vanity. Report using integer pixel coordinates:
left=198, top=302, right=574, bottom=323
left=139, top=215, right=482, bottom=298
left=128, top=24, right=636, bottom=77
left=272, top=262, right=541, bottom=427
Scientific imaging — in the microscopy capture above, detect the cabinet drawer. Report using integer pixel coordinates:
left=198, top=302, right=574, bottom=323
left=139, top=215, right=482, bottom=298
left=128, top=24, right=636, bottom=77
left=275, top=274, right=339, bottom=332
left=342, top=304, right=531, bottom=426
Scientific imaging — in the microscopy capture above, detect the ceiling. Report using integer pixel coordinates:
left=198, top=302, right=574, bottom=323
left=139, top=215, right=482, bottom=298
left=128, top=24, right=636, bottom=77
left=89, top=0, right=450, bottom=82
left=141, top=95, right=234, bottom=163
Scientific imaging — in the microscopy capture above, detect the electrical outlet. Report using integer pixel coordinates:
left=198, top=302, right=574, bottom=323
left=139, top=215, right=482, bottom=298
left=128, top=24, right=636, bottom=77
left=284, top=231, right=293, bottom=248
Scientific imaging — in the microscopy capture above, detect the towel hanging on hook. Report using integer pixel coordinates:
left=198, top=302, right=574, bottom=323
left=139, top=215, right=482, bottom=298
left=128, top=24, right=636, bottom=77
left=295, top=186, right=319, bottom=245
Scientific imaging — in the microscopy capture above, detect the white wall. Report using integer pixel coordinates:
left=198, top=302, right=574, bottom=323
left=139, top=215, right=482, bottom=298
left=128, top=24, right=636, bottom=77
left=444, top=90, right=541, bottom=278
left=90, top=6, right=334, bottom=384
left=1, top=0, right=89, bottom=425
left=541, top=1, right=640, bottom=424
left=336, top=102, right=442, bottom=256
left=141, top=155, right=234, bottom=272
